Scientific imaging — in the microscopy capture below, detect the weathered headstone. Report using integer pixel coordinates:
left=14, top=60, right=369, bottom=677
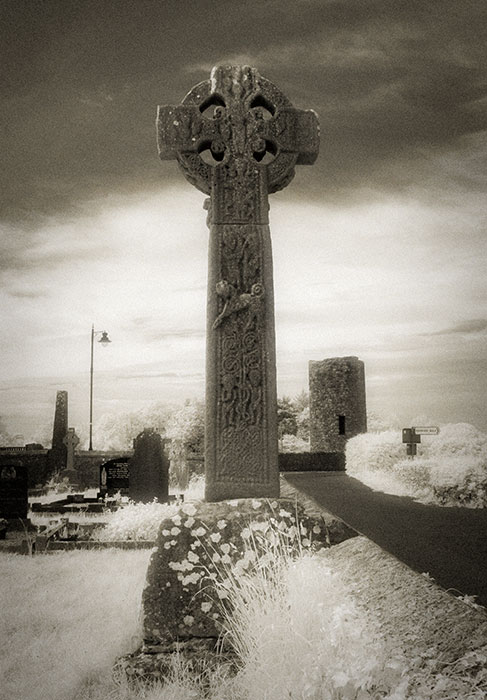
left=157, top=65, right=319, bottom=501
left=99, top=457, right=130, bottom=497
left=309, top=356, right=367, bottom=452
left=63, top=427, right=80, bottom=471
left=129, top=429, right=169, bottom=503
left=0, top=462, right=28, bottom=519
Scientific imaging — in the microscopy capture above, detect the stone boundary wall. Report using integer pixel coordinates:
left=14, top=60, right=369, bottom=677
left=278, top=452, right=345, bottom=472
left=0, top=449, right=133, bottom=489
left=0, top=450, right=50, bottom=488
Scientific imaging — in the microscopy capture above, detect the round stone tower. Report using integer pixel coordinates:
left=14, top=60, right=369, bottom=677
left=309, top=356, right=367, bottom=452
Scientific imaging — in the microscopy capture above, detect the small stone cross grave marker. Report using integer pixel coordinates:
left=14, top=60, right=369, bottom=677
left=63, top=427, right=80, bottom=471
left=157, top=65, right=319, bottom=501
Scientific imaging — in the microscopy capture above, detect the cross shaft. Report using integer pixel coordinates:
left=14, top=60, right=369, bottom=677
left=157, top=66, right=319, bottom=501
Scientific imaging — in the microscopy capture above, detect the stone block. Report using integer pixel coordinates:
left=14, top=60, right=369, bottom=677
left=123, top=497, right=329, bottom=683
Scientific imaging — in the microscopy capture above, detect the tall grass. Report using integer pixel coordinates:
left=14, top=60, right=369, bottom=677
left=0, top=549, right=150, bottom=700
left=1, top=536, right=401, bottom=700
left=213, top=546, right=389, bottom=699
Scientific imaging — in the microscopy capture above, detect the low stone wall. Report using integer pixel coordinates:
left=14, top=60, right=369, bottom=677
left=278, top=452, right=345, bottom=472
left=0, top=450, right=50, bottom=488
left=0, top=449, right=132, bottom=489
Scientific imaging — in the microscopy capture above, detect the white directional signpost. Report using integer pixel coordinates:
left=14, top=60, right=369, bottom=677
left=402, top=426, right=440, bottom=457
left=412, top=426, right=440, bottom=436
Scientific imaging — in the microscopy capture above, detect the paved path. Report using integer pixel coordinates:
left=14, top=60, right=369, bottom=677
left=284, top=471, right=487, bottom=607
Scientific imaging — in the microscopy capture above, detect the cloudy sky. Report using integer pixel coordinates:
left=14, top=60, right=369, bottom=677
left=1, top=0, right=486, bottom=444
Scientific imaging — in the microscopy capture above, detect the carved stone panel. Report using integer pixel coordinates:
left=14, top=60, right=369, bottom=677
left=205, top=221, right=279, bottom=501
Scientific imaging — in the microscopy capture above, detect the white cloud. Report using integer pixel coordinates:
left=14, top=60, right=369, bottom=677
left=1, top=181, right=485, bottom=434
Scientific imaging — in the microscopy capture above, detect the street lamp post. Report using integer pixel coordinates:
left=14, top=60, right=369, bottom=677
left=89, top=324, right=111, bottom=451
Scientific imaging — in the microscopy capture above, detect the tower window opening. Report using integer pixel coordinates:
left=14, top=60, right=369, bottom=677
left=338, top=415, right=346, bottom=435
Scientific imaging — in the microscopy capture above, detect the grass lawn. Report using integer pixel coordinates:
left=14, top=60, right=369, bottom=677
left=1, top=535, right=487, bottom=698
left=2, top=472, right=486, bottom=699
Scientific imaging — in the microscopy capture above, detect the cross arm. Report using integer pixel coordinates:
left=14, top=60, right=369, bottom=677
left=156, top=105, right=218, bottom=161
left=262, top=108, right=320, bottom=165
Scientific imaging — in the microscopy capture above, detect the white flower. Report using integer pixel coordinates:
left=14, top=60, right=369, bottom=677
left=193, top=527, right=206, bottom=537
left=212, top=552, right=221, bottom=563
left=201, top=602, right=212, bottom=613
left=184, top=517, right=195, bottom=528
left=221, top=554, right=232, bottom=564
left=182, top=572, right=200, bottom=586
left=221, top=543, right=231, bottom=554
left=313, top=525, right=321, bottom=534
left=183, top=615, right=194, bottom=626
left=170, top=527, right=181, bottom=536
left=279, top=509, right=292, bottom=518
left=251, top=499, right=261, bottom=509
left=182, top=503, right=197, bottom=516
left=210, top=532, right=222, bottom=543
left=187, top=550, right=199, bottom=563
left=217, top=519, right=227, bottom=529
left=302, top=538, right=311, bottom=547
left=241, top=527, right=251, bottom=540
left=217, top=589, right=229, bottom=599
left=172, top=515, right=182, bottom=526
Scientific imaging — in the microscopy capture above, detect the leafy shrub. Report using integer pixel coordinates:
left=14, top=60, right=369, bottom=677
left=166, top=400, right=205, bottom=489
left=92, top=500, right=180, bottom=541
left=279, top=433, right=310, bottom=453
left=346, top=430, right=406, bottom=474
left=428, top=423, right=487, bottom=458
left=347, top=423, right=487, bottom=507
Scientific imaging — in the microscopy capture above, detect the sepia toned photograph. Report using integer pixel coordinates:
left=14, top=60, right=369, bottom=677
left=1, top=1, right=486, bottom=698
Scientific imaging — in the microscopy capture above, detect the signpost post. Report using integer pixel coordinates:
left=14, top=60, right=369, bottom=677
left=402, top=426, right=439, bottom=457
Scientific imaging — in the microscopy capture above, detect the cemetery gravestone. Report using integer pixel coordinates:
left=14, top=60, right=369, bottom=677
left=99, top=457, right=130, bottom=497
left=157, top=65, right=319, bottom=500
left=0, top=462, right=28, bottom=519
left=129, top=428, right=169, bottom=503
left=63, top=427, right=80, bottom=471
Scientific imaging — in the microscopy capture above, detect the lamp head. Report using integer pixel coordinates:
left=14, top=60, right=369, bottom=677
left=98, top=331, right=111, bottom=345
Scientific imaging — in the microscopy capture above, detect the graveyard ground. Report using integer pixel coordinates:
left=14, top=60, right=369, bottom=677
left=1, top=478, right=486, bottom=699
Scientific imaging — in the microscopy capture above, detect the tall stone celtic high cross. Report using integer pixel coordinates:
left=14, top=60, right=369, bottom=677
left=157, top=66, right=319, bottom=501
